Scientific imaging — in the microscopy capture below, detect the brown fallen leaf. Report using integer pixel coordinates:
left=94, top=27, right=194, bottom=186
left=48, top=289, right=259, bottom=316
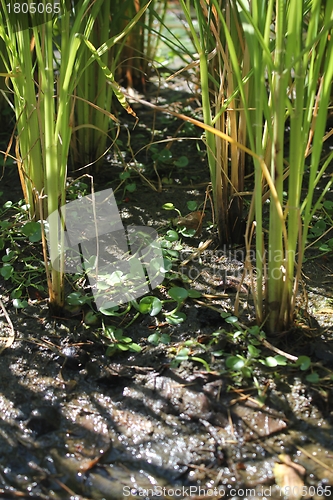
left=174, top=211, right=205, bottom=236
left=273, top=454, right=306, bottom=500
left=317, top=307, right=333, bottom=315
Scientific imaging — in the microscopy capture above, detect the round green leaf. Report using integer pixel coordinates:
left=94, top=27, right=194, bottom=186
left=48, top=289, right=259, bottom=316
left=274, top=355, right=287, bottom=366
left=296, top=355, right=311, bottom=371
left=84, top=311, right=99, bottom=325
left=11, top=289, right=22, bottom=299
left=162, top=203, right=175, bottom=210
left=226, top=355, right=245, bottom=370
left=67, top=292, right=86, bottom=306
left=125, top=182, right=136, bottom=193
left=305, top=372, right=320, bottom=383
left=2, top=251, right=16, bottom=262
left=21, top=221, right=42, bottom=241
left=1, top=265, right=14, bottom=280
left=161, top=239, right=173, bottom=249
left=264, top=356, right=278, bottom=367
left=165, top=230, right=179, bottom=242
left=12, top=298, right=28, bottom=309
left=128, top=342, right=142, bottom=353
left=174, top=156, right=189, bottom=167
left=29, top=229, right=42, bottom=243
left=119, top=171, right=131, bottom=180
left=21, top=221, right=37, bottom=236
left=160, top=258, right=173, bottom=273
left=225, top=316, right=239, bottom=325
left=158, top=149, right=172, bottom=162
left=121, top=336, right=133, bottom=344
left=162, top=177, right=173, bottom=185
left=248, top=345, right=261, bottom=357
left=187, top=201, right=198, bottom=211
left=160, top=333, right=171, bottom=344
left=166, top=311, right=187, bottom=325
left=165, top=249, right=179, bottom=258
left=184, top=339, right=196, bottom=346
left=247, top=325, right=261, bottom=335
left=221, top=311, right=231, bottom=319
left=188, top=289, right=201, bottom=298
left=168, top=287, right=188, bottom=302
left=99, top=305, right=119, bottom=316
left=117, top=344, right=130, bottom=351
left=323, top=200, right=333, bottom=211
left=148, top=333, right=160, bottom=345
left=212, top=350, right=224, bottom=357
left=178, top=227, right=196, bottom=237
left=139, top=296, right=162, bottom=316
left=241, top=366, right=253, bottom=378
left=174, top=347, right=190, bottom=361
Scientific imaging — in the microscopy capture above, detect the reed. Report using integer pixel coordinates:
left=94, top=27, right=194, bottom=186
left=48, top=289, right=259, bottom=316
left=0, top=0, right=151, bottom=311
left=71, top=0, right=167, bottom=170
left=179, top=0, right=333, bottom=332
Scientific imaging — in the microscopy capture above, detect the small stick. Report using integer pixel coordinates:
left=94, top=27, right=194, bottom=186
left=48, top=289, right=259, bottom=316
left=0, top=298, right=15, bottom=354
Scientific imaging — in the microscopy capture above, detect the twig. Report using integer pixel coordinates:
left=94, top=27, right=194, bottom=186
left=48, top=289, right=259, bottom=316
left=0, top=298, right=15, bottom=354
left=261, top=338, right=298, bottom=362
left=179, top=238, right=213, bottom=267
left=297, top=445, right=333, bottom=473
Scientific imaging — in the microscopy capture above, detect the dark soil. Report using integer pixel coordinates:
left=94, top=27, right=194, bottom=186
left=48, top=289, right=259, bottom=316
left=0, top=78, right=333, bottom=500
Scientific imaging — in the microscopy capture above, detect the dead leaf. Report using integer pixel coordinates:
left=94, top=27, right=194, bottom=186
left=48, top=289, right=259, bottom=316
left=174, top=211, right=205, bottom=235
left=317, top=307, right=333, bottom=315
left=274, top=454, right=306, bottom=500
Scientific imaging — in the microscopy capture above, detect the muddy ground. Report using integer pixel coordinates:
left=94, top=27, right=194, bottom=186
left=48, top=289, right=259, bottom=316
left=0, top=77, right=333, bottom=500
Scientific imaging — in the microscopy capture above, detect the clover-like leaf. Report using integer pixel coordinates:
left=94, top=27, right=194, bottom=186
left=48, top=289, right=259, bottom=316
left=165, top=230, right=179, bottom=242
left=12, top=298, right=28, bottom=309
left=1, top=264, right=14, bottom=280
left=166, top=311, right=187, bottom=324
left=296, top=355, right=311, bottom=371
left=168, top=287, right=188, bottom=302
left=162, top=202, right=175, bottom=210
left=226, top=355, right=245, bottom=370
left=305, top=372, right=320, bottom=383
left=187, top=200, right=198, bottom=211
left=174, top=156, right=189, bottom=168
left=248, top=345, right=261, bottom=357
left=67, top=291, right=86, bottom=306
left=139, top=296, right=162, bottom=316
left=99, top=305, right=120, bottom=316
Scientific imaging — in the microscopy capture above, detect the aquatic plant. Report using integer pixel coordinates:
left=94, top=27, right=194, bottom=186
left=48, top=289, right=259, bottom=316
left=179, top=0, right=333, bottom=333
left=0, top=0, right=150, bottom=311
